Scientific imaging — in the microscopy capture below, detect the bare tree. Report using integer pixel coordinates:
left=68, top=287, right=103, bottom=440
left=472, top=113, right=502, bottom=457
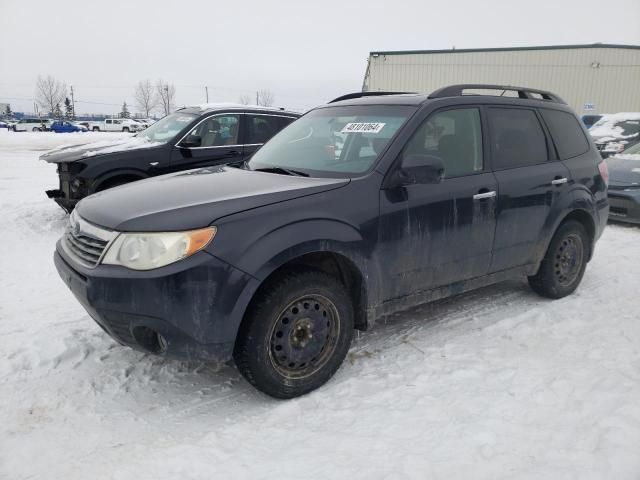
left=156, top=80, right=176, bottom=116
left=256, top=89, right=275, bottom=107
left=35, top=75, right=67, bottom=116
left=238, top=94, right=252, bottom=105
left=134, top=80, right=158, bottom=117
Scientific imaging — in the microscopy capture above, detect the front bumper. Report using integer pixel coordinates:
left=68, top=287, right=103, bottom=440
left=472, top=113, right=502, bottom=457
left=607, top=189, right=640, bottom=224
left=46, top=189, right=78, bottom=212
left=54, top=243, right=259, bottom=362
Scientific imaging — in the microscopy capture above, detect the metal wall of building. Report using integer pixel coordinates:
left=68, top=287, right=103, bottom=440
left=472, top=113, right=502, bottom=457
left=363, top=46, right=640, bottom=114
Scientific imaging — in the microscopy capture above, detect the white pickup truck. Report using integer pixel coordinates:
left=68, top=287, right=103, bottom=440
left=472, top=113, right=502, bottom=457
left=88, top=118, right=143, bottom=133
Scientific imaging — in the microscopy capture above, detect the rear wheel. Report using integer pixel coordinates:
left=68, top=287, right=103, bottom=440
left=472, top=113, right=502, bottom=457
left=32, top=127, right=40, bottom=132
left=234, top=270, right=354, bottom=399
left=122, top=127, right=130, bottom=133
left=528, top=220, right=589, bottom=299
left=92, top=126, right=100, bottom=132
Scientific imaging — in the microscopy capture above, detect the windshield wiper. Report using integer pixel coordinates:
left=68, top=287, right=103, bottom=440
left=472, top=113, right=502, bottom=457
left=252, top=166, right=309, bottom=177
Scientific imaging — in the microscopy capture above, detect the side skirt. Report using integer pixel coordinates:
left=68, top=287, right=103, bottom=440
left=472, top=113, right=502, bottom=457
left=368, top=264, right=537, bottom=325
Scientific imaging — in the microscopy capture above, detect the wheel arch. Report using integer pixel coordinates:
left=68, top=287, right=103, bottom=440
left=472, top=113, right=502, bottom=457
left=90, top=169, right=149, bottom=193
left=535, top=207, right=597, bottom=273
left=249, top=250, right=369, bottom=331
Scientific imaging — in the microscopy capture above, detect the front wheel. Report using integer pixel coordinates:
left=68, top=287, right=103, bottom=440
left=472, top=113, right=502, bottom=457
left=122, top=127, right=129, bottom=133
left=528, top=220, right=589, bottom=299
left=234, top=270, right=354, bottom=399
left=32, top=127, right=40, bottom=132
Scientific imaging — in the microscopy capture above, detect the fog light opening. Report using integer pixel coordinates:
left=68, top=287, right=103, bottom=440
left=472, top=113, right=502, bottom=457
left=132, top=326, right=168, bottom=354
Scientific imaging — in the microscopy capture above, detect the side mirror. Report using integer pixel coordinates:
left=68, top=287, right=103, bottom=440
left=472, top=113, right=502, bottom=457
left=393, top=154, right=445, bottom=186
left=180, top=135, right=201, bottom=148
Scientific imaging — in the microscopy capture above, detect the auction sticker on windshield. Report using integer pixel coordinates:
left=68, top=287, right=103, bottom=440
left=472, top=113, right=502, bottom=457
left=341, top=122, right=386, bottom=134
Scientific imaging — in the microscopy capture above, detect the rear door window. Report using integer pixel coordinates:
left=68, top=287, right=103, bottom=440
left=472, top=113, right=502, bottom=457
left=247, top=115, right=281, bottom=144
left=541, top=109, right=589, bottom=159
left=488, top=108, right=548, bottom=169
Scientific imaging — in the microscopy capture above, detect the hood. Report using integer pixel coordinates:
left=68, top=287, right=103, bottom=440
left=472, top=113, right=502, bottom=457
left=606, top=155, right=640, bottom=187
left=40, top=136, right=164, bottom=163
left=76, top=166, right=349, bottom=231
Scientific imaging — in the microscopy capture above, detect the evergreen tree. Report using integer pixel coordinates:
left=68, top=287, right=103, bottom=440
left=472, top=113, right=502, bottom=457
left=4, top=104, right=12, bottom=118
left=64, top=97, right=74, bottom=120
left=53, top=103, right=63, bottom=119
left=120, top=102, right=130, bottom=119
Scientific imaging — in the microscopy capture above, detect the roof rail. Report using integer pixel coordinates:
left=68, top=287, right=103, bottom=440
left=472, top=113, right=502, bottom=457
left=329, top=91, right=416, bottom=103
left=428, top=84, right=566, bottom=104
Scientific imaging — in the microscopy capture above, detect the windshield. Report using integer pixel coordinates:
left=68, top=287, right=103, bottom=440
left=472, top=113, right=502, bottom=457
left=248, top=105, right=415, bottom=176
left=136, top=112, right=198, bottom=143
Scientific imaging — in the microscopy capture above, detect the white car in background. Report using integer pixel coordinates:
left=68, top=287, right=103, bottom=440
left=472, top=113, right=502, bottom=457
left=88, top=118, right=144, bottom=133
left=13, top=118, right=52, bottom=132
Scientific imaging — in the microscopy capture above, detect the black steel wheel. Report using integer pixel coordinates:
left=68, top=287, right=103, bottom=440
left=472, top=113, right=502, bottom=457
left=268, top=294, right=341, bottom=380
left=553, top=233, right=584, bottom=287
left=529, top=220, right=589, bottom=299
left=234, top=270, right=354, bottom=399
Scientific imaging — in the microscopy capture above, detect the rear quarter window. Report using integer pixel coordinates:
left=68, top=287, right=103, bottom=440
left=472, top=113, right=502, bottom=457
left=541, top=109, right=590, bottom=159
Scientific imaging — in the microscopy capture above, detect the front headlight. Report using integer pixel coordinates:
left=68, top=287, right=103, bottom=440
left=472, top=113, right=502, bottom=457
left=102, top=227, right=216, bottom=270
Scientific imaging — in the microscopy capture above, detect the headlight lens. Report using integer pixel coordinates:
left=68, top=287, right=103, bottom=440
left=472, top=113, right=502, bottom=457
left=102, top=227, right=216, bottom=270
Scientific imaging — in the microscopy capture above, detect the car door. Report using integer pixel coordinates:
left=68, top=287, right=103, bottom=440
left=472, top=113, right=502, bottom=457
left=487, top=106, right=571, bottom=273
left=168, top=113, right=243, bottom=172
left=242, top=114, right=295, bottom=159
left=378, top=106, right=498, bottom=301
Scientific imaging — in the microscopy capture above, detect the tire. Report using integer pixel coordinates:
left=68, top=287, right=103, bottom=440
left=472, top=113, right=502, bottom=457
left=32, top=127, right=40, bottom=132
left=122, top=127, right=129, bottom=133
left=234, top=270, right=354, bottom=399
left=528, top=220, right=589, bottom=299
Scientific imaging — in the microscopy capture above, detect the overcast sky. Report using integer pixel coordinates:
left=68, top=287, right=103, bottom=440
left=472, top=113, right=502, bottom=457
left=1, top=0, right=639, bottom=115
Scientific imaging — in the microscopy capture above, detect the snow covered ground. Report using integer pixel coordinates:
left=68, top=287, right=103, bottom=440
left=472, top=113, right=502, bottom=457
left=1, top=131, right=640, bottom=480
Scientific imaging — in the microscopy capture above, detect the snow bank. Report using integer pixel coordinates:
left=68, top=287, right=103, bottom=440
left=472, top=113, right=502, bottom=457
left=1, top=139, right=640, bottom=479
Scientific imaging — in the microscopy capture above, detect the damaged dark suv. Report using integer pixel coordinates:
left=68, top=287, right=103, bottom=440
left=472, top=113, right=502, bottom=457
left=54, top=85, right=609, bottom=398
left=42, top=105, right=299, bottom=212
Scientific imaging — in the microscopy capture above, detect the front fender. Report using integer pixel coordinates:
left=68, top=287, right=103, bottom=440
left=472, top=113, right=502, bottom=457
left=89, top=169, right=149, bottom=193
left=237, top=219, right=364, bottom=281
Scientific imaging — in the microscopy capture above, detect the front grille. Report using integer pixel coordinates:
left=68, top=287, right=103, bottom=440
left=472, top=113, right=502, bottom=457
left=61, top=213, right=117, bottom=268
left=64, top=229, right=108, bottom=267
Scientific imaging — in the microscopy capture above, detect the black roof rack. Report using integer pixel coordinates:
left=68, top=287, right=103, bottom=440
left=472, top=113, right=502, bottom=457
left=329, top=91, right=416, bottom=103
left=428, top=84, right=565, bottom=104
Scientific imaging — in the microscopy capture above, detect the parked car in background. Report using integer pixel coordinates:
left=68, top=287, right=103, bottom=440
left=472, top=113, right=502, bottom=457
left=43, top=104, right=300, bottom=211
left=590, top=113, right=640, bottom=158
left=581, top=114, right=603, bottom=129
left=50, top=121, right=89, bottom=133
left=0, top=120, right=9, bottom=129
left=74, top=121, right=92, bottom=130
left=88, top=118, right=144, bottom=133
left=133, top=118, right=153, bottom=129
left=52, top=85, right=608, bottom=398
left=606, top=141, right=640, bottom=224
left=13, top=118, right=51, bottom=132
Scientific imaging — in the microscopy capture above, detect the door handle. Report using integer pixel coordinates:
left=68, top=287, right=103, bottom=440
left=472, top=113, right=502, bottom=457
left=551, top=177, right=568, bottom=185
left=226, top=150, right=241, bottom=156
left=473, top=190, right=496, bottom=200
